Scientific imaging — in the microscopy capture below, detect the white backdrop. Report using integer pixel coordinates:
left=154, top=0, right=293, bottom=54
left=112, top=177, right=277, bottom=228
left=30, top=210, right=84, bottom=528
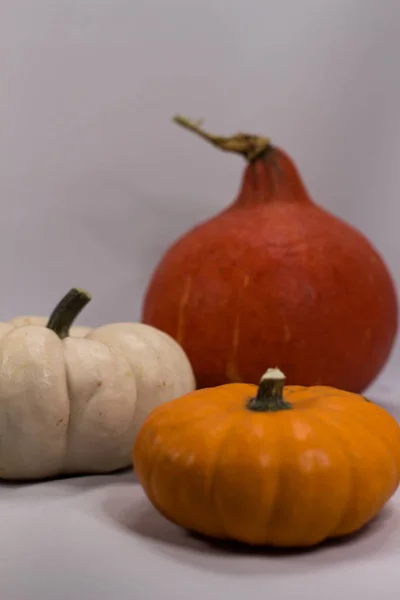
left=1, top=0, right=400, bottom=372
left=3, top=3, right=400, bottom=599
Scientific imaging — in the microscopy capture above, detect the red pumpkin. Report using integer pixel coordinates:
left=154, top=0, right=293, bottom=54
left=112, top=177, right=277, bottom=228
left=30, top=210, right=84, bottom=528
left=142, top=116, right=397, bottom=392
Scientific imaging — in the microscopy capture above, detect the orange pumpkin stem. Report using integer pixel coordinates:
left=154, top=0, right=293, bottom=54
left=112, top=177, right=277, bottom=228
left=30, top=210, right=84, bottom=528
left=173, top=115, right=271, bottom=162
left=247, top=368, right=292, bottom=412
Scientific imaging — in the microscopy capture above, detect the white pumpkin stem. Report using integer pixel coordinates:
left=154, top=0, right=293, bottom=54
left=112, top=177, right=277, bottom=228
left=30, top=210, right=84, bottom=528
left=46, top=288, right=92, bottom=339
left=247, top=367, right=292, bottom=412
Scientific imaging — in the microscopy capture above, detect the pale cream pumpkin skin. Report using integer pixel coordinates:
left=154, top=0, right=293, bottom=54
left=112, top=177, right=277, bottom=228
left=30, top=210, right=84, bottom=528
left=6, top=316, right=91, bottom=337
left=0, top=289, right=196, bottom=481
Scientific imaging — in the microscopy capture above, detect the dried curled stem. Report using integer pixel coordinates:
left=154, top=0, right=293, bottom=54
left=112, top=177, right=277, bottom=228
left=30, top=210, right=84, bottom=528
left=173, top=115, right=271, bottom=162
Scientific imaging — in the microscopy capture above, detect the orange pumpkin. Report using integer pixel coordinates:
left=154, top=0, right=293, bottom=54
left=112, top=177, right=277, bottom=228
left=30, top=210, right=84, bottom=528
left=133, top=368, right=400, bottom=547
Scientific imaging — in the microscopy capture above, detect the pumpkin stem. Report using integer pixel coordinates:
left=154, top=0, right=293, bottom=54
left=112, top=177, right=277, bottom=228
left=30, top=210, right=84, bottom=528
left=247, top=368, right=292, bottom=412
left=46, top=288, right=92, bottom=339
left=173, top=115, right=271, bottom=162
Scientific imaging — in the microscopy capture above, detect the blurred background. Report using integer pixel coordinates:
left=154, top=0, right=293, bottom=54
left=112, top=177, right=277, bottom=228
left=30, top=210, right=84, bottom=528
left=1, top=0, right=400, bottom=394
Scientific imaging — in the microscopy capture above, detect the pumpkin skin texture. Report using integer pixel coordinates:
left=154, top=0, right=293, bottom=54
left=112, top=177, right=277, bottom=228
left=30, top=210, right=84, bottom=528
left=0, top=289, right=195, bottom=481
left=133, top=368, right=400, bottom=548
left=3, top=315, right=90, bottom=338
left=141, top=116, right=398, bottom=392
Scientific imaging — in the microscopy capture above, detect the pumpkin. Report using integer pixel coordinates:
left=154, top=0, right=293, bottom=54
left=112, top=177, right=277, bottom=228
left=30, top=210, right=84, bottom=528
left=133, top=368, right=400, bottom=547
left=0, top=288, right=195, bottom=481
left=142, top=116, right=398, bottom=393
left=4, top=315, right=90, bottom=338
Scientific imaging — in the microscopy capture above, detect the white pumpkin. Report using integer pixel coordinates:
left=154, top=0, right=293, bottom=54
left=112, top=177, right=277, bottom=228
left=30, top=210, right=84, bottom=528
left=7, top=315, right=91, bottom=338
left=0, top=288, right=196, bottom=481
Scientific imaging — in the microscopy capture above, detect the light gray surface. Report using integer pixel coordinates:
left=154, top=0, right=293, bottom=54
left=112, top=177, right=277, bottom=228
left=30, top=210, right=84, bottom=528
left=1, top=416, right=400, bottom=600
left=0, top=381, right=399, bottom=599
left=2, top=1, right=400, bottom=598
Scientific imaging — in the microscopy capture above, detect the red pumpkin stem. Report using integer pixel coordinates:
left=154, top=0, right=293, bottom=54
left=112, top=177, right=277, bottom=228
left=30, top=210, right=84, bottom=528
left=47, top=288, right=92, bottom=339
left=247, top=368, right=292, bottom=412
left=173, top=115, right=271, bottom=162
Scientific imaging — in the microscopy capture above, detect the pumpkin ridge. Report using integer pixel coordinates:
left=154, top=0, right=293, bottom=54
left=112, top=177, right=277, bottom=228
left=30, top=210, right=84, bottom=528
left=147, top=409, right=239, bottom=533
left=214, top=410, right=284, bottom=544
left=165, top=405, right=243, bottom=437
left=309, top=408, right=397, bottom=536
left=316, top=401, right=400, bottom=485
left=293, top=410, right=353, bottom=541
left=144, top=395, right=245, bottom=433
left=311, top=397, right=398, bottom=438
left=259, top=410, right=285, bottom=543
left=62, top=345, right=73, bottom=465
left=293, top=392, right=361, bottom=410
left=210, top=412, right=244, bottom=538
left=286, top=388, right=346, bottom=406
left=284, top=413, right=326, bottom=543
left=147, top=426, right=173, bottom=513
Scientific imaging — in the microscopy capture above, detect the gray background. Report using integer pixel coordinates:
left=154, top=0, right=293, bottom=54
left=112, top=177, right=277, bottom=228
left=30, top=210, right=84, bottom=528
left=2, top=1, right=400, bottom=598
